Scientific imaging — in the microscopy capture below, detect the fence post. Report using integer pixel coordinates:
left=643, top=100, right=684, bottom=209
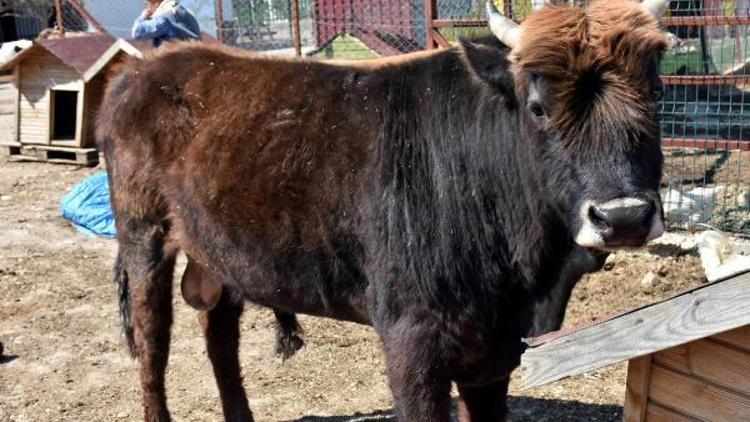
left=55, top=0, right=65, bottom=36
left=214, top=0, right=225, bottom=43
left=424, top=0, right=437, bottom=48
left=291, top=0, right=302, bottom=57
left=68, top=0, right=107, bottom=33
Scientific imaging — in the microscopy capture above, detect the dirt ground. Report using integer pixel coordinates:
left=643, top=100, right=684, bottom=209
left=0, top=160, right=706, bottom=422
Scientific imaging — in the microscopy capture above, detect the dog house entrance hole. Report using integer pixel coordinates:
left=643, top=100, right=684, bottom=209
left=51, top=89, right=78, bottom=141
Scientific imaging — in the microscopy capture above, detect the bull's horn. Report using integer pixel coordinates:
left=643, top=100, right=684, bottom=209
left=487, top=1, right=521, bottom=49
left=642, top=0, right=669, bottom=18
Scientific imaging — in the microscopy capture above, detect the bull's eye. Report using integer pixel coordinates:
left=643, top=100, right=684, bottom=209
left=529, top=102, right=545, bottom=118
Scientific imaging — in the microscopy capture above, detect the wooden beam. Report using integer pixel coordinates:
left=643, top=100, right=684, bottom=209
left=214, top=0, right=225, bottom=43
left=712, top=326, right=750, bottom=352
left=76, top=84, right=88, bottom=148
left=646, top=402, right=700, bottom=421
left=653, top=338, right=750, bottom=396
left=75, top=85, right=85, bottom=147
left=662, top=137, right=750, bottom=152
left=46, top=89, right=54, bottom=145
left=623, top=355, right=652, bottom=422
left=424, top=0, right=437, bottom=48
left=291, top=0, right=302, bottom=57
left=67, top=0, right=108, bottom=34
left=521, top=271, right=750, bottom=389
left=649, top=365, right=750, bottom=421
left=433, top=18, right=486, bottom=28
left=55, top=0, right=65, bottom=36
left=14, top=64, right=20, bottom=144
left=431, top=30, right=451, bottom=49
left=661, top=75, right=750, bottom=86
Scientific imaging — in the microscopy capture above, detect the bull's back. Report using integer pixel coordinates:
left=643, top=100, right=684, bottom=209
left=99, top=43, right=379, bottom=318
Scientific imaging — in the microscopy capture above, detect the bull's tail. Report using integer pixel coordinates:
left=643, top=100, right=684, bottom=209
left=114, top=250, right=136, bottom=357
left=274, top=310, right=304, bottom=360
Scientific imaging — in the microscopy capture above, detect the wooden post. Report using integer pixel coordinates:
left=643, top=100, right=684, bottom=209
left=623, top=355, right=652, bottom=422
left=68, top=0, right=108, bottom=33
left=214, top=0, right=225, bottom=43
left=55, top=0, right=65, bottom=36
left=504, top=0, right=513, bottom=20
left=291, top=0, right=302, bottom=57
left=424, top=0, right=437, bottom=49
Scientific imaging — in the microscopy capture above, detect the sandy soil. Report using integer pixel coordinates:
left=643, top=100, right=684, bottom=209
left=0, top=160, right=706, bottom=422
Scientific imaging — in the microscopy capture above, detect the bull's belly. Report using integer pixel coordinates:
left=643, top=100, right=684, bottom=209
left=236, top=267, right=373, bottom=325
left=185, top=241, right=372, bottom=324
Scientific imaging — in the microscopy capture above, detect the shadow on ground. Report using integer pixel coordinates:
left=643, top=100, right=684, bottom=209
left=288, top=396, right=622, bottom=422
left=508, top=395, right=622, bottom=421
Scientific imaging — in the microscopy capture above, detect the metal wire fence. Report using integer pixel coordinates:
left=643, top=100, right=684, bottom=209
left=0, top=0, right=93, bottom=41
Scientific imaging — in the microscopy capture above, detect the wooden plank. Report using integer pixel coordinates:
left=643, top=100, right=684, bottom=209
left=649, top=365, right=750, bottom=421
left=623, top=355, right=652, bottom=422
left=654, top=338, right=750, bottom=396
left=712, top=326, right=750, bottom=352
left=646, top=402, right=700, bottom=421
left=14, top=64, right=19, bottom=143
left=652, top=345, right=690, bottom=373
left=75, top=85, right=85, bottom=147
left=521, top=272, right=750, bottom=389
left=0, top=71, right=16, bottom=144
left=5, top=144, right=98, bottom=166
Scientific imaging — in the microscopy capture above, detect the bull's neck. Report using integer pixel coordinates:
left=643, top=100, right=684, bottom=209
left=374, top=58, right=564, bottom=308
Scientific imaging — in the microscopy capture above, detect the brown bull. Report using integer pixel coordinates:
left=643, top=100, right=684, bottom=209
left=98, top=1, right=669, bottom=420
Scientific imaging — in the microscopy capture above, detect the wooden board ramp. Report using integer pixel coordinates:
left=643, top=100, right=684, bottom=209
left=0, top=142, right=98, bottom=167
left=520, top=270, right=750, bottom=389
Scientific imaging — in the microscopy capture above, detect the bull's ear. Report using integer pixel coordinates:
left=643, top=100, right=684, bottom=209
left=461, top=39, right=516, bottom=101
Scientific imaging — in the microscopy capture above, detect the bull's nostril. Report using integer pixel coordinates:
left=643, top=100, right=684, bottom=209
left=588, top=206, right=610, bottom=230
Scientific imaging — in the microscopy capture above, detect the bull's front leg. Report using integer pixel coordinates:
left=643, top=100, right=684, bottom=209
left=457, top=378, right=510, bottom=422
left=379, top=317, right=452, bottom=422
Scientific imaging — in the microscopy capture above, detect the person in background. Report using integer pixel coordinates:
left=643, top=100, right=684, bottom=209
left=132, top=0, right=201, bottom=48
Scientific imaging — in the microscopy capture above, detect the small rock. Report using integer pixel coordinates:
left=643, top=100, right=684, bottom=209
left=116, top=411, right=129, bottom=419
left=640, top=271, right=658, bottom=291
left=0, top=195, right=11, bottom=201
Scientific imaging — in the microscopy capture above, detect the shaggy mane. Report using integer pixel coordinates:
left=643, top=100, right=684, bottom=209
left=512, top=0, right=668, bottom=152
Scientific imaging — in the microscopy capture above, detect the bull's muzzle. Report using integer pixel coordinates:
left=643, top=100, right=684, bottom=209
left=575, top=197, right=664, bottom=249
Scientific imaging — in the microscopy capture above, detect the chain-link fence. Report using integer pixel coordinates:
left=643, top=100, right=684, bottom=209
left=212, top=0, right=314, bottom=53
left=0, top=0, right=95, bottom=41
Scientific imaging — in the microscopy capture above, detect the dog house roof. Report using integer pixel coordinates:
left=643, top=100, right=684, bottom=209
left=0, top=34, right=117, bottom=80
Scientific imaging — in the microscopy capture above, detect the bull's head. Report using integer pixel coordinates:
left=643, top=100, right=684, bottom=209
left=485, top=0, right=667, bottom=250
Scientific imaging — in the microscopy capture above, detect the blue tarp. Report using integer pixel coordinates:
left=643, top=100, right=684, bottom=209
left=60, top=172, right=116, bottom=238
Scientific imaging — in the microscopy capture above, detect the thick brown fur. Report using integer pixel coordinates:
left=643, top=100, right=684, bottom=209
left=512, top=0, right=667, bottom=153
left=99, top=2, right=667, bottom=420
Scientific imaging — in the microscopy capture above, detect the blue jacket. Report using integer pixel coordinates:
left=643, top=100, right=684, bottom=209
left=132, top=4, right=201, bottom=48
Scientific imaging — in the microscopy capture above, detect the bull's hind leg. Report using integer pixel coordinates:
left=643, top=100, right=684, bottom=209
left=457, top=378, right=510, bottom=422
left=118, top=220, right=176, bottom=422
left=199, top=289, right=252, bottom=421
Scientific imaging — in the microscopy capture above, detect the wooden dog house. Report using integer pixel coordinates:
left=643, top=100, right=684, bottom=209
left=521, top=270, right=750, bottom=421
left=0, top=34, right=140, bottom=165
